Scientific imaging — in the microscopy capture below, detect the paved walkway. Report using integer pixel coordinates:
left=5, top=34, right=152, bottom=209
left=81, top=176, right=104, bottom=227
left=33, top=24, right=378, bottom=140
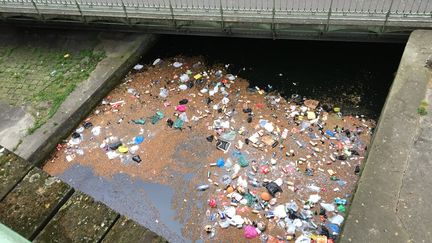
left=0, top=27, right=102, bottom=150
left=0, top=146, right=166, bottom=242
left=341, top=30, right=432, bottom=242
left=0, top=26, right=157, bottom=167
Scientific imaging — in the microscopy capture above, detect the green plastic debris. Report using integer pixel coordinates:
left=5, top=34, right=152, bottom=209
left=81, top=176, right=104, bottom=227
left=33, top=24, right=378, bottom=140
left=337, top=205, right=346, bottom=213
left=151, top=111, right=164, bottom=124
left=173, top=118, right=184, bottom=129
left=237, top=154, right=249, bottom=167
left=220, top=131, right=236, bottom=141
left=132, top=119, right=146, bottom=125
left=244, top=192, right=256, bottom=207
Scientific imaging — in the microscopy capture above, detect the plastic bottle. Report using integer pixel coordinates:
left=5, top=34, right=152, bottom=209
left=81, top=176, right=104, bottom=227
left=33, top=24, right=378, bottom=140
left=196, top=185, right=210, bottom=191
left=237, top=154, right=249, bottom=167
left=225, top=158, right=233, bottom=168
left=216, top=158, right=225, bottom=167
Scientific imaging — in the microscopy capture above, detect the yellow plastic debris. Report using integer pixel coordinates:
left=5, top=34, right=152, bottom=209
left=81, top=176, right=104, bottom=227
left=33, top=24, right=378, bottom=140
left=193, top=74, right=202, bottom=80
left=327, top=169, right=336, bottom=176
left=118, top=145, right=128, bottom=153
left=307, top=111, right=316, bottom=120
left=316, top=235, right=328, bottom=243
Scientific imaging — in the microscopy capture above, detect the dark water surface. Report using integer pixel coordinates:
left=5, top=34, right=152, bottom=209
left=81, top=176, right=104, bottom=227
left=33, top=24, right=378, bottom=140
left=143, top=36, right=405, bottom=119
left=59, top=164, right=186, bottom=242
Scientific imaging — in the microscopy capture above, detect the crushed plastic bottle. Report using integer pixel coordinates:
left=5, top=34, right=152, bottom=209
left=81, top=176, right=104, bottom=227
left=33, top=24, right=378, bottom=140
left=91, top=126, right=101, bottom=136
left=151, top=111, right=164, bottom=124
left=133, top=64, right=144, bottom=70
left=173, top=118, right=184, bottom=129
left=180, top=74, right=189, bottom=82
left=329, top=214, right=344, bottom=225
left=196, top=185, right=210, bottom=191
left=159, top=88, right=169, bottom=98
left=237, top=154, right=249, bottom=167
left=173, top=61, right=183, bottom=68
left=220, top=131, right=236, bottom=141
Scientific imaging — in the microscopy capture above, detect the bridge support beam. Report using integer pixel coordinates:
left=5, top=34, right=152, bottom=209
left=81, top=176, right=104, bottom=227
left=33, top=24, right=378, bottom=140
left=381, top=0, right=395, bottom=33
left=30, top=0, right=43, bottom=21
left=168, top=0, right=177, bottom=29
left=219, top=0, right=224, bottom=31
left=325, top=0, right=333, bottom=33
left=120, top=0, right=131, bottom=26
left=75, top=0, right=86, bottom=24
left=271, top=0, right=276, bottom=39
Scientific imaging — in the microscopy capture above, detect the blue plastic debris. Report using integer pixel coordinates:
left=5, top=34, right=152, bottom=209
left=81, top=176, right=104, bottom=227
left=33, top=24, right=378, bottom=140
left=134, top=136, right=144, bottom=144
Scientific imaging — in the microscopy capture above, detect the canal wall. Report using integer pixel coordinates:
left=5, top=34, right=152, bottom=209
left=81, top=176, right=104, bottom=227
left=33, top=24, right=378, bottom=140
left=14, top=32, right=158, bottom=166
left=341, top=30, right=432, bottom=242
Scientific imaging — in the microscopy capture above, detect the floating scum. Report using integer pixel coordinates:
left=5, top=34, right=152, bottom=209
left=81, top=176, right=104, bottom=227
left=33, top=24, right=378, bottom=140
left=45, top=56, right=375, bottom=242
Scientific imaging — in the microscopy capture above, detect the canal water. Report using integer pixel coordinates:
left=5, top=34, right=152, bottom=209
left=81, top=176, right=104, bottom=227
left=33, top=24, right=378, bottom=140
left=51, top=36, right=405, bottom=242
left=143, top=36, right=405, bottom=119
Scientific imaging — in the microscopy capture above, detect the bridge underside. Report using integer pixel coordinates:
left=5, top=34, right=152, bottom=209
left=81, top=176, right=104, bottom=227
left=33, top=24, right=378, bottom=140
left=1, top=0, right=431, bottom=42
left=1, top=14, right=424, bottom=42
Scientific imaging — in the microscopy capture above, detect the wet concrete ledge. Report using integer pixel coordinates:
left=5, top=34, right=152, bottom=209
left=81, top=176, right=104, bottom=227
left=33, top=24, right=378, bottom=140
left=341, top=30, right=432, bottom=242
left=15, top=32, right=158, bottom=167
left=0, top=146, right=167, bottom=242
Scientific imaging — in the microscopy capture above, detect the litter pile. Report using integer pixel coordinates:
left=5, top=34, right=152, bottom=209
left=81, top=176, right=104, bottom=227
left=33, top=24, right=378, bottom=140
left=46, top=57, right=375, bottom=242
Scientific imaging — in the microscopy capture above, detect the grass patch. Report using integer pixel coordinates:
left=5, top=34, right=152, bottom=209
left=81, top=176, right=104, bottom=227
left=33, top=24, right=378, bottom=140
left=12, top=139, right=23, bottom=152
left=27, top=49, right=105, bottom=134
left=417, top=100, right=428, bottom=116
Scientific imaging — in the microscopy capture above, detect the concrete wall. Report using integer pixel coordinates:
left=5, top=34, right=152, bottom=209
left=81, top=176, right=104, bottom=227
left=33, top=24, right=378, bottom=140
left=341, top=30, right=432, bottom=242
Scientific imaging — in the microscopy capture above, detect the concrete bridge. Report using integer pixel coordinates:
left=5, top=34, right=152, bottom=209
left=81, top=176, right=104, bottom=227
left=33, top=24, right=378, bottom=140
left=1, top=0, right=432, bottom=41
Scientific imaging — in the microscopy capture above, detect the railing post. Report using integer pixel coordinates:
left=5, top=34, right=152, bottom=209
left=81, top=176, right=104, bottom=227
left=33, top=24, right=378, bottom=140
left=75, top=0, right=86, bottom=23
left=381, top=0, right=394, bottom=33
left=271, top=0, right=276, bottom=39
left=325, top=0, right=333, bottom=33
left=31, top=0, right=44, bottom=21
left=1, top=1, right=6, bottom=21
left=120, top=0, right=131, bottom=26
left=219, top=0, right=224, bottom=31
left=168, top=0, right=177, bottom=29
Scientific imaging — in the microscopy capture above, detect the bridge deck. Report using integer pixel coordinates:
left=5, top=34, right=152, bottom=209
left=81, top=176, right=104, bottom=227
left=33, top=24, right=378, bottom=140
left=1, top=0, right=431, bottom=41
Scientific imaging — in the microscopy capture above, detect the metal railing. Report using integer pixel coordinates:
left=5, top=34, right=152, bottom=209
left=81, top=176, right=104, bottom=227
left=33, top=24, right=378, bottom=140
left=1, top=0, right=431, bottom=27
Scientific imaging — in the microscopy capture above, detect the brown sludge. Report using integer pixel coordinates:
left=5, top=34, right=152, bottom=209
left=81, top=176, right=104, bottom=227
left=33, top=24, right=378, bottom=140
left=44, top=56, right=375, bottom=242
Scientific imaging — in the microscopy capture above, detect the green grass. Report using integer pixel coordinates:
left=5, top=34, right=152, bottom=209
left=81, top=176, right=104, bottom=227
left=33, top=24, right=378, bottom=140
left=0, top=39, right=106, bottom=136
left=12, top=139, right=23, bottom=152
left=417, top=100, right=428, bottom=116
left=27, top=50, right=105, bottom=134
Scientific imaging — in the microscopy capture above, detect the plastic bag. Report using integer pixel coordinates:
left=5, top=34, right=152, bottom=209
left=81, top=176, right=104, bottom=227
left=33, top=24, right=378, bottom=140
left=150, top=111, right=164, bottom=124
left=264, top=182, right=283, bottom=197
left=243, top=225, right=259, bottom=239
left=173, top=118, right=184, bottom=129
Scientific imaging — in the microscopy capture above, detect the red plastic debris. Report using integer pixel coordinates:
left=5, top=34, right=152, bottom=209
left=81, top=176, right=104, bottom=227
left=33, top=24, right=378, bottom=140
left=208, top=199, right=217, bottom=208
left=260, top=165, right=270, bottom=174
